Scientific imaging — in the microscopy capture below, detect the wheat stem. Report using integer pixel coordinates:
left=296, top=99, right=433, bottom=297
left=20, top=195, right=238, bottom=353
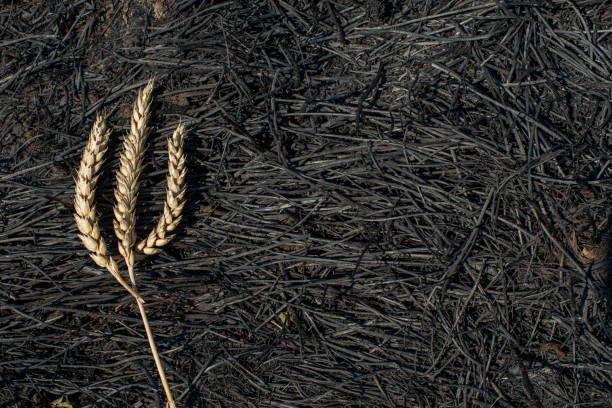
left=76, top=81, right=183, bottom=407
left=132, top=268, right=176, bottom=408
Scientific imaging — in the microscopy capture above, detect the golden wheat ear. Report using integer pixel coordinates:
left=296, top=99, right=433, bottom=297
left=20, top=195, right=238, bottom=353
left=74, top=115, right=143, bottom=302
left=113, top=79, right=154, bottom=272
left=137, top=123, right=187, bottom=255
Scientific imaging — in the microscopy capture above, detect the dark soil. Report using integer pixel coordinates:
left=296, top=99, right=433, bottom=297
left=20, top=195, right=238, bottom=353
left=1, top=1, right=611, bottom=407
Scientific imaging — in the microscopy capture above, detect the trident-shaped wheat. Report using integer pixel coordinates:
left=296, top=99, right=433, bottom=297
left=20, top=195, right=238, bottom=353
left=74, top=79, right=185, bottom=408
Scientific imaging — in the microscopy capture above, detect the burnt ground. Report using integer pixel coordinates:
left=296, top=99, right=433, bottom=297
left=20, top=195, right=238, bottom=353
left=0, top=1, right=611, bottom=407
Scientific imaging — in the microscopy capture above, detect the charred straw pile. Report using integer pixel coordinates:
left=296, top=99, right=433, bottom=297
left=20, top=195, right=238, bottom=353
left=0, top=1, right=610, bottom=407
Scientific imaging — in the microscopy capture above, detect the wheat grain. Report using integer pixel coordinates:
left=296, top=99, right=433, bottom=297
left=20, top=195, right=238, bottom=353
left=137, top=123, right=186, bottom=255
left=74, top=115, right=143, bottom=302
left=113, top=79, right=154, bottom=271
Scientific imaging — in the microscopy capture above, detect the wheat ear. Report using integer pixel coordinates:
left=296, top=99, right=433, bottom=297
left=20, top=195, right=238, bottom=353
left=74, top=115, right=143, bottom=302
left=76, top=81, right=179, bottom=408
left=113, top=79, right=154, bottom=275
left=137, top=123, right=186, bottom=255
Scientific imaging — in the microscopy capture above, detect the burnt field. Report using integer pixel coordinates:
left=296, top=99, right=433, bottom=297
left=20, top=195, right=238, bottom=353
left=0, top=1, right=611, bottom=407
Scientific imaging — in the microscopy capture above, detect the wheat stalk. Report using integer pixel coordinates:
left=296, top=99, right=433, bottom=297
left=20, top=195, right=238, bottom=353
left=74, top=80, right=186, bottom=408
